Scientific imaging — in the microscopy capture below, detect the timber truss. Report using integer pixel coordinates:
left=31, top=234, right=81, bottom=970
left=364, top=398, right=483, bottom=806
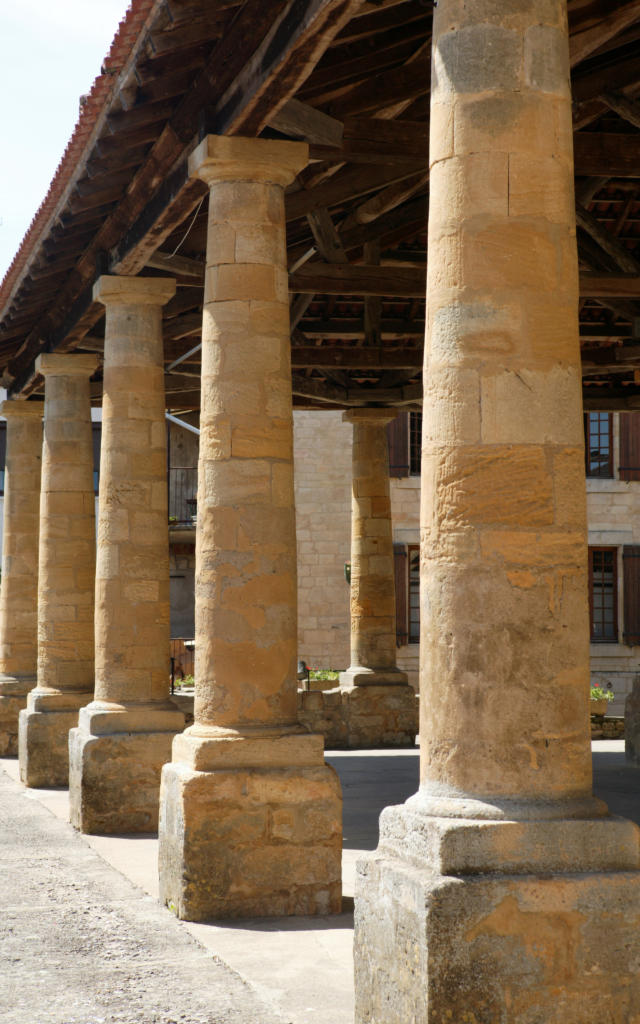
left=1, top=0, right=640, bottom=411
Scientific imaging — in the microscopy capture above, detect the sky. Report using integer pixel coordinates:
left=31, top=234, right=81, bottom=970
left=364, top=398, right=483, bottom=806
left=0, top=0, right=131, bottom=281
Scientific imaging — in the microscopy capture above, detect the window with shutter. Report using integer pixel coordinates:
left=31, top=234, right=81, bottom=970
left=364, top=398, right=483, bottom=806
left=589, top=546, right=617, bottom=642
left=409, top=411, right=422, bottom=475
left=387, top=412, right=409, bottom=478
left=393, top=544, right=408, bottom=646
left=619, top=413, right=640, bottom=481
left=408, top=544, right=420, bottom=644
left=623, top=545, right=640, bottom=646
left=584, top=413, right=612, bottom=478
left=92, top=423, right=101, bottom=495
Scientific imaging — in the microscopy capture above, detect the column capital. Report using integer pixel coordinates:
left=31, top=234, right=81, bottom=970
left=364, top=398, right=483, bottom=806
left=0, top=400, right=43, bottom=420
left=189, top=135, right=308, bottom=188
left=93, top=275, right=176, bottom=308
left=36, top=353, right=99, bottom=378
left=343, top=408, right=398, bottom=427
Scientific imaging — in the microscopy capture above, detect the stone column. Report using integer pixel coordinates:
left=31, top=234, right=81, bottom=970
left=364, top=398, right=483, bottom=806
left=69, top=276, right=184, bottom=834
left=340, top=409, right=408, bottom=687
left=0, top=402, right=42, bottom=755
left=338, top=410, right=416, bottom=747
left=159, top=135, right=342, bottom=921
left=355, top=3, right=640, bottom=1022
left=19, top=355, right=98, bottom=787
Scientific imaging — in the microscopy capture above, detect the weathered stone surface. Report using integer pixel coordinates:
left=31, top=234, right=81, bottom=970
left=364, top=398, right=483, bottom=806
left=356, top=836, right=640, bottom=1024
left=340, top=410, right=408, bottom=691
left=20, top=355, right=97, bottom=787
left=69, top=717, right=179, bottom=834
left=298, top=685, right=418, bottom=749
left=69, top=277, right=184, bottom=833
left=159, top=753, right=342, bottom=921
left=625, top=678, right=640, bottom=765
left=0, top=402, right=42, bottom=754
left=354, top=1, right=640, bottom=1019
left=160, top=136, right=342, bottom=919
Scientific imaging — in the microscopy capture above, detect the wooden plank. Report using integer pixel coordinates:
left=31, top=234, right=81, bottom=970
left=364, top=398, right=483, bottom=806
left=146, top=251, right=205, bottom=280
left=327, top=61, right=428, bottom=118
left=580, top=274, right=640, bottom=297
left=213, top=0, right=363, bottom=136
left=571, top=51, right=640, bottom=103
left=570, top=0, right=640, bottom=66
left=306, top=209, right=348, bottom=263
left=602, top=91, right=640, bottom=130
left=290, top=345, right=422, bottom=368
left=268, top=97, right=344, bottom=146
left=289, top=263, right=425, bottom=296
left=286, top=162, right=424, bottom=221
left=576, top=206, right=640, bottom=275
left=298, top=317, right=425, bottom=338
left=574, top=133, right=640, bottom=178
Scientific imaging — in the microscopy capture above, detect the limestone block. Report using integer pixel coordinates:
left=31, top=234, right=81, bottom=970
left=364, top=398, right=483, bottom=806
left=19, top=705, right=80, bottom=787
left=159, top=760, right=342, bottom=920
left=0, top=680, right=33, bottom=755
left=625, top=678, right=640, bottom=766
left=69, top=725, right=180, bottom=834
left=355, top=805, right=640, bottom=1024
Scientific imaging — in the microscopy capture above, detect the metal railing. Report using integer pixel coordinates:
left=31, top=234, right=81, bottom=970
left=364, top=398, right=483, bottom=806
left=168, top=466, right=197, bottom=524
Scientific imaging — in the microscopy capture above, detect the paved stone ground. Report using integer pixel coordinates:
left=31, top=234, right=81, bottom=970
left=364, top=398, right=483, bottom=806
left=0, top=770, right=282, bottom=1024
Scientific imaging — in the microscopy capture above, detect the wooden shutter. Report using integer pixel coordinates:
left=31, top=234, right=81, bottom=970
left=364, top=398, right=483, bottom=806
left=0, top=422, right=6, bottom=496
left=619, top=413, right=640, bottom=480
left=92, top=424, right=101, bottom=494
left=387, top=412, right=409, bottom=478
left=623, top=545, right=640, bottom=645
left=394, top=544, right=408, bottom=647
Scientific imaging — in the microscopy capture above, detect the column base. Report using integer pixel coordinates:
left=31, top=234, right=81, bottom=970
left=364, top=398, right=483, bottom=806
left=298, top=684, right=418, bottom=748
left=68, top=702, right=185, bottom=834
left=19, top=689, right=91, bottom=787
left=0, top=674, right=36, bottom=755
left=339, top=665, right=408, bottom=687
left=159, top=727, right=343, bottom=921
left=354, top=802, right=640, bottom=1024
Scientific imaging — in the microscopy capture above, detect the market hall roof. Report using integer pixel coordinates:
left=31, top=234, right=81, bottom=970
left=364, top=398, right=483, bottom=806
left=2, top=0, right=640, bottom=410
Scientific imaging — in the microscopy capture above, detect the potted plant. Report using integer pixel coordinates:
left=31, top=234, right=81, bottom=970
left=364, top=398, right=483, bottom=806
left=590, top=684, right=614, bottom=717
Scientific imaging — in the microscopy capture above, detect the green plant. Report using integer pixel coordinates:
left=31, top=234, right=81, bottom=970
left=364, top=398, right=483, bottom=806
left=181, top=674, right=195, bottom=687
left=590, top=684, right=614, bottom=702
left=309, top=669, right=340, bottom=682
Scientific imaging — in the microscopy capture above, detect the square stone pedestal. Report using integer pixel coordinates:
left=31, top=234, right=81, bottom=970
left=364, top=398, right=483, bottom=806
left=355, top=803, right=640, bottom=1024
left=159, top=729, right=342, bottom=920
left=19, top=689, right=91, bottom=787
left=0, top=675, right=35, bottom=755
left=69, top=703, right=185, bottom=834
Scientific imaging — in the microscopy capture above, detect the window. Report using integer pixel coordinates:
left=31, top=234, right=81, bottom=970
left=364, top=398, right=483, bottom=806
left=409, top=412, right=421, bottom=476
left=92, top=423, right=101, bottom=495
left=408, top=545, right=420, bottom=643
left=387, top=411, right=421, bottom=477
left=589, top=547, right=617, bottom=642
left=393, top=543, right=420, bottom=646
left=584, top=413, right=612, bottom=478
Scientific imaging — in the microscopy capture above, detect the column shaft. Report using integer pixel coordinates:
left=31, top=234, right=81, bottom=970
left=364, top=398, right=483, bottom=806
left=159, top=136, right=342, bottom=921
left=354, top=3, right=640, bottom=1021
left=0, top=402, right=42, bottom=755
left=19, top=355, right=97, bottom=786
left=341, top=410, right=407, bottom=685
left=69, top=276, right=184, bottom=834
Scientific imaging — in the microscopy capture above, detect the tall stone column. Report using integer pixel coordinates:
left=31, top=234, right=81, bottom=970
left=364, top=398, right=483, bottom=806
left=340, top=409, right=408, bottom=687
left=19, top=355, right=98, bottom=787
left=69, top=276, right=184, bottom=834
left=0, top=402, right=42, bottom=755
left=159, top=136, right=342, bottom=921
left=338, top=410, right=416, bottom=747
left=355, top=3, right=640, bottom=1022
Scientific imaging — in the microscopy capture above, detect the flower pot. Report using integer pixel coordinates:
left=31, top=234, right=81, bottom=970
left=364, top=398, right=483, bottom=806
left=590, top=698, right=608, bottom=716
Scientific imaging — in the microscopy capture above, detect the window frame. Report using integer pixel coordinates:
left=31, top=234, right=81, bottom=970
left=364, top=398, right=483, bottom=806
left=584, top=412, right=613, bottom=479
left=407, top=543, right=420, bottom=645
left=588, top=545, right=618, bottom=644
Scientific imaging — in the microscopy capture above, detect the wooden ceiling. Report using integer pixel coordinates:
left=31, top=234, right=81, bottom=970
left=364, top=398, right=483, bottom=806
left=2, top=0, right=640, bottom=411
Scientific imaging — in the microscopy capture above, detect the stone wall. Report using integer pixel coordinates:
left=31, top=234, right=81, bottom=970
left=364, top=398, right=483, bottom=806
left=293, top=410, right=421, bottom=687
left=297, top=685, right=418, bottom=749
left=587, top=414, right=640, bottom=715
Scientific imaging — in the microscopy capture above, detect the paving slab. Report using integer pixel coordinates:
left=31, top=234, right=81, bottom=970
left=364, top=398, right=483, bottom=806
left=2, top=741, right=637, bottom=1024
